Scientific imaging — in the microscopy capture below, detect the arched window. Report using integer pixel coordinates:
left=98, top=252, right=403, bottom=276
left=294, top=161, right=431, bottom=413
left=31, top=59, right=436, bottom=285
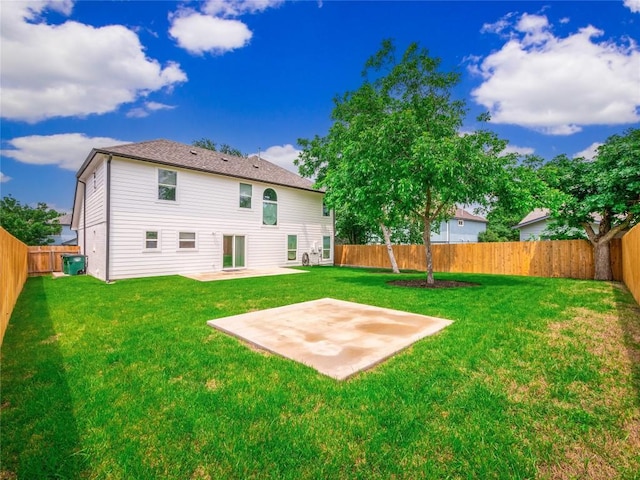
left=263, top=188, right=278, bottom=225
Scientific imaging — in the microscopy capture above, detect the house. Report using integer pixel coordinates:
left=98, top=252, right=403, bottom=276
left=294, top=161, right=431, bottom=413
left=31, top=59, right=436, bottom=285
left=70, top=139, right=333, bottom=282
left=430, top=208, right=487, bottom=243
left=514, top=208, right=600, bottom=241
left=514, top=208, right=551, bottom=241
left=49, top=213, right=77, bottom=245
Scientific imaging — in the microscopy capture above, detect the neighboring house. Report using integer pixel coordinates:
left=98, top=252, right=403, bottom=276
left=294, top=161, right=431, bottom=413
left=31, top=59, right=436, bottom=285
left=49, top=213, right=77, bottom=245
left=71, top=139, right=334, bottom=282
left=430, top=208, right=488, bottom=243
left=514, top=208, right=552, bottom=241
left=514, top=208, right=600, bottom=241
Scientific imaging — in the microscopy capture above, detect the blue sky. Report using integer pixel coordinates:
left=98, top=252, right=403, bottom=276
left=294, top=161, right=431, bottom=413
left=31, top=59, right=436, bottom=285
left=1, top=0, right=639, bottom=212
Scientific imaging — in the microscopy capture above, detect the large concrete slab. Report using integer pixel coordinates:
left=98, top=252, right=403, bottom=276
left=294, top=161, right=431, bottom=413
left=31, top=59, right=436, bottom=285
left=207, top=298, right=453, bottom=380
left=183, top=268, right=306, bottom=282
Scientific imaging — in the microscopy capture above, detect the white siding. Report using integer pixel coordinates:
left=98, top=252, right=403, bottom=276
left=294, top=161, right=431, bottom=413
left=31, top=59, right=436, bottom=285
left=519, top=220, right=549, bottom=241
left=431, top=219, right=486, bottom=243
left=77, top=157, right=107, bottom=280
left=105, top=157, right=333, bottom=280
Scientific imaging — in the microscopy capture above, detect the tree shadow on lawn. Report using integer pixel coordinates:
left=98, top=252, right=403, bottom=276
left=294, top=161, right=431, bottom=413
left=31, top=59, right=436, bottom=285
left=0, top=276, right=87, bottom=478
left=335, top=268, right=545, bottom=289
left=612, top=284, right=640, bottom=406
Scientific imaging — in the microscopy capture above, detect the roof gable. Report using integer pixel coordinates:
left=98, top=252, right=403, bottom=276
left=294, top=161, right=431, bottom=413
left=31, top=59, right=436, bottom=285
left=454, top=208, right=487, bottom=223
left=515, top=208, right=550, bottom=228
left=83, top=139, right=319, bottom=193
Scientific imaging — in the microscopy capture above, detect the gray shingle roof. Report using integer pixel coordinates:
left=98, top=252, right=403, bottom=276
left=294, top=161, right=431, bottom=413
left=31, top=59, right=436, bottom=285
left=516, top=208, right=550, bottom=228
left=454, top=208, right=487, bottom=223
left=88, top=139, right=318, bottom=193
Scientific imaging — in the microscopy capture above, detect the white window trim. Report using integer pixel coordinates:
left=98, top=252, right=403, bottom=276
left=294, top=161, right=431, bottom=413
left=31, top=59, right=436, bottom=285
left=322, top=235, right=331, bottom=260
left=458, top=219, right=464, bottom=227
left=286, top=234, right=298, bottom=262
left=143, top=230, right=161, bottom=252
left=262, top=188, right=278, bottom=226
left=222, top=233, right=248, bottom=269
left=157, top=168, right=178, bottom=203
left=239, top=183, right=252, bottom=209
left=178, top=231, right=197, bottom=250
left=322, top=201, right=331, bottom=217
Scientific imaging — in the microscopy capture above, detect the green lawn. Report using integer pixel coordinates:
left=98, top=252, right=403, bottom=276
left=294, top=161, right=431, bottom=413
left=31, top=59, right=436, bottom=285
left=1, top=267, right=639, bottom=479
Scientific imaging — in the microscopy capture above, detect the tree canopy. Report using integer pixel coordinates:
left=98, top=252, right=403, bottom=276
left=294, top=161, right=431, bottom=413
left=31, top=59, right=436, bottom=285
left=0, top=196, right=62, bottom=245
left=298, top=40, right=521, bottom=284
left=192, top=138, right=245, bottom=158
left=539, top=128, right=639, bottom=279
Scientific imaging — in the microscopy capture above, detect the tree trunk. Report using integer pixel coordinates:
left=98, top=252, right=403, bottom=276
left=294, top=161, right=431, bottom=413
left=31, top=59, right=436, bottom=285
left=593, top=240, right=613, bottom=281
left=380, top=223, right=400, bottom=274
left=423, top=221, right=434, bottom=285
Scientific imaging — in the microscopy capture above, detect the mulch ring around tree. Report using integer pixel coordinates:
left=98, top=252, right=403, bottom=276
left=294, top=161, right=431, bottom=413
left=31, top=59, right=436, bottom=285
left=388, top=279, right=480, bottom=289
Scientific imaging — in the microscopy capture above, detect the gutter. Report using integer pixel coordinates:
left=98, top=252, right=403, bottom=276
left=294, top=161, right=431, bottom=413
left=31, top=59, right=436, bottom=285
left=78, top=179, right=87, bottom=256
left=106, top=155, right=112, bottom=283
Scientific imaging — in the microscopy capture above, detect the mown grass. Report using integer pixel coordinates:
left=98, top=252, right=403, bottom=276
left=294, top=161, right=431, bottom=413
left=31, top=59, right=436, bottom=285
left=1, top=267, right=639, bottom=479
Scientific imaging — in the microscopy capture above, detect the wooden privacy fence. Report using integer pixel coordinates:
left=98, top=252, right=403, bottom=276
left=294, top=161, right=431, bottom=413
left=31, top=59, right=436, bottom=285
left=622, top=223, right=640, bottom=305
left=28, top=245, right=81, bottom=275
left=335, top=239, right=623, bottom=281
left=1, top=227, right=28, bottom=345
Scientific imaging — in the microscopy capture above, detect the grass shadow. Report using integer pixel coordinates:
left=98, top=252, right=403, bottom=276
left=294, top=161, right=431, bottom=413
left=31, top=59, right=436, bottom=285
left=334, top=267, right=546, bottom=288
left=0, top=276, right=87, bottom=478
left=612, top=283, right=640, bottom=406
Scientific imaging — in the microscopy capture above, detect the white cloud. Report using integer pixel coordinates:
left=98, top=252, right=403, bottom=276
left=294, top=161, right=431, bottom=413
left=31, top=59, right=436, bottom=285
left=0, top=171, right=12, bottom=183
left=624, top=0, right=640, bottom=13
left=574, top=142, right=602, bottom=160
left=169, top=0, right=282, bottom=55
left=1, top=133, right=130, bottom=171
left=126, top=101, right=176, bottom=118
left=481, top=12, right=517, bottom=35
left=203, top=0, right=283, bottom=17
left=502, top=144, right=535, bottom=156
left=253, top=144, right=301, bottom=174
left=169, top=11, right=252, bottom=55
left=0, top=1, right=187, bottom=123
left=470, top=14, right=640, bottom=135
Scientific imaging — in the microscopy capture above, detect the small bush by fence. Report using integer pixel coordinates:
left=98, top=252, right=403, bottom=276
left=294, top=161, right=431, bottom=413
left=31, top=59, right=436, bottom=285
left=28, top=245, right=81, bottom=275
left=335, top=239, right=623, bottom=281
left=1, top=227, right=28, bottom=345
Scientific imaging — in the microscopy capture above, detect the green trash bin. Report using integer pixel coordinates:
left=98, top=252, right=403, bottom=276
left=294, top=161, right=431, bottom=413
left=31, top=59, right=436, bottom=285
left=62, top=254, right=86, bottom=275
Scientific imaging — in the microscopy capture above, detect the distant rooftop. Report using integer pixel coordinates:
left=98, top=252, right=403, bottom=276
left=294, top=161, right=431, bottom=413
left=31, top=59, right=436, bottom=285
left=454, top=208, right=487, bottom=223
left=516, top=208, right=550, bottom=228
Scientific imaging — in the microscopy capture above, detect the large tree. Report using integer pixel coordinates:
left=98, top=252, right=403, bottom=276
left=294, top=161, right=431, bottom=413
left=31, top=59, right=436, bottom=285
left=299, top=40, right=516, bottom=284
left=539, top=128, right=640, bottom=280
left=192, top=138, right=245, bottom=158
left=0, top=195, right=61, bottom=245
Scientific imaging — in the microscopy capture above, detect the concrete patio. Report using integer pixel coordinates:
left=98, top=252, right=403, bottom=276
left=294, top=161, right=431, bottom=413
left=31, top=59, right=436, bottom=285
left=208, top=298, right=453, bottom=380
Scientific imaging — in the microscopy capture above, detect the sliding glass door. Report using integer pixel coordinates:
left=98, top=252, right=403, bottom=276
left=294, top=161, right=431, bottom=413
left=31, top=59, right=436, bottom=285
left=223, top=235, right=245, bottom=269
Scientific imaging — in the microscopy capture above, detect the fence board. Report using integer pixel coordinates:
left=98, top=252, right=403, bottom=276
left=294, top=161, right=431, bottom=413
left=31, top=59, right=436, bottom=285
left=28, top=246, right=81, bottom=274
left=1, top=227, right=28, bottom=345
left=334, top=238, right=623, bottom=281
left=622, top=224, right=640, bottom=305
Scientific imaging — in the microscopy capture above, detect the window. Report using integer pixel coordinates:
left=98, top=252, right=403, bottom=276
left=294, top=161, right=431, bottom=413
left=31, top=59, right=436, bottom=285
left=158, top=169, right=177, bottom=201
left=223, top=235, right=245, bottom=268
left=145, top=231, right=158, bottom=249
left=458, top=220, right=464, bottom=227
left=262, top=188, right=277, bottom=225
left=239, top=183, right=252, bottom=208
left=322, top=236, right=331, bottom=259
left=322, top=201, right=330, bottom=217
left=287, top=235, right=297, bottom=261
left=179, top=232, right=196, bottom=249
